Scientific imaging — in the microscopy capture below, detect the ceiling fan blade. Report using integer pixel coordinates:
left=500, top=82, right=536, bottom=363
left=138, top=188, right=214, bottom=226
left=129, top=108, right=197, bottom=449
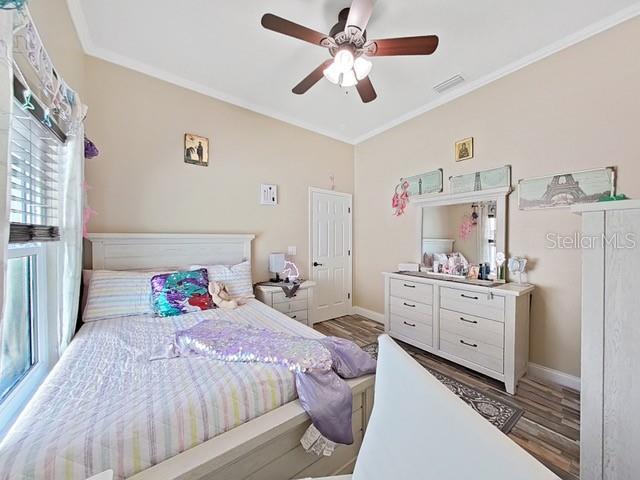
left=370, top=35, right=439, bottom=56
left=292, top=60, right=334, bottom=95
left=261, top=13, right=328, bottom=46
left=356, top=76, right=377, bottom=103
left=346, top=0, right=374, bottom=33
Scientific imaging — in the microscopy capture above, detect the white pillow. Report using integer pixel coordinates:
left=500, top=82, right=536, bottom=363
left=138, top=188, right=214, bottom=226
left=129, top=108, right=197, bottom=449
left=83, top=270, right=167, bottom=322
left=192, top=261, right=253, bottom=298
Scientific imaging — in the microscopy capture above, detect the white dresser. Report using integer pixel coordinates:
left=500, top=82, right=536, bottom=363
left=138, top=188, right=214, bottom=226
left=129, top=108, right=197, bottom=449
left=573, top=200, right=640, bottom=480
left=383, top=273, right=534, bottom=394
left=255, top=281, right=316, bottom=326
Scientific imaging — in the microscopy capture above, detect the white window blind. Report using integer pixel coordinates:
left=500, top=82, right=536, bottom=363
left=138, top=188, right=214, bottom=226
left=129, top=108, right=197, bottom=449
left=9, top=98, right=63, bottom=242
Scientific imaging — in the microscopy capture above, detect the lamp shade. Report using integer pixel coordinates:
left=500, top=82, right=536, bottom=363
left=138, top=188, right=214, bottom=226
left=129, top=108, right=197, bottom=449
left=269, top=253, right=286, bottom=274
left=323, top=62, right=341, bottom=84
left=354, top=57, right=373, bottom=80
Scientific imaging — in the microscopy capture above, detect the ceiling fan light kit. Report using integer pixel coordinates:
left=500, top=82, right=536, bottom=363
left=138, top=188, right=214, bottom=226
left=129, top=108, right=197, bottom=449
left=261, top=0, right=439, bottom=103
left=323, top=54, right=370, bottom=87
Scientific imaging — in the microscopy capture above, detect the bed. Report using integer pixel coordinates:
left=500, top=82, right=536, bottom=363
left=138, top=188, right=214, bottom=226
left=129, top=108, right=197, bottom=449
left=0, top=234, right=374, bottom=480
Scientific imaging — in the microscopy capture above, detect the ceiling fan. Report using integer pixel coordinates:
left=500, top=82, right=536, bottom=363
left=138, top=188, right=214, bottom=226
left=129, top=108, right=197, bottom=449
left=261, top=0, right=439, bottom=103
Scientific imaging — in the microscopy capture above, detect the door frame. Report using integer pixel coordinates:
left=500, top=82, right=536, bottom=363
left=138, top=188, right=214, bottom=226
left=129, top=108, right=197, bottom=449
left=308, top=187, right=353, bottom=325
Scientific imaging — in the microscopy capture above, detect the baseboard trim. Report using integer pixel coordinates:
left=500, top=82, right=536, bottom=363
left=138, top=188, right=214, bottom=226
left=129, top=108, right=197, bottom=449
left=527, top=362, right=581, bottom=391
left=351, top=306, right=384, bottom=325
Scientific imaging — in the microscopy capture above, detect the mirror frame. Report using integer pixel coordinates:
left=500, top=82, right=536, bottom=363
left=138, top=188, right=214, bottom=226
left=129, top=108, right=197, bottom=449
left=412, top=186, right=512, bottom=279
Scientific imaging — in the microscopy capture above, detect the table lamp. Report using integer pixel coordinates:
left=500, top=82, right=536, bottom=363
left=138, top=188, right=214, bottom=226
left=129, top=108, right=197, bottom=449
left=269, top=253, right=286, bottom=282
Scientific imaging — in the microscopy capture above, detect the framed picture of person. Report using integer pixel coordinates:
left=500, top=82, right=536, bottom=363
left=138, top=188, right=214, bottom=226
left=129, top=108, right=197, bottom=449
left=455, top=137, right=473, bottom=162
left=184, top=133, right=209, bottom=166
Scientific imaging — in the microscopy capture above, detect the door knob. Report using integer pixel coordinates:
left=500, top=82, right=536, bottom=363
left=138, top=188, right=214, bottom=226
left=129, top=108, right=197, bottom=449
left=313, top=262, right=323, bottom=267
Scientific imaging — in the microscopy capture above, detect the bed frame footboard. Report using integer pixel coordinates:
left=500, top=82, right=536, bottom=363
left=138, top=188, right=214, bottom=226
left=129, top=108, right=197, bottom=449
left=129, top=375, right=375, bottom=480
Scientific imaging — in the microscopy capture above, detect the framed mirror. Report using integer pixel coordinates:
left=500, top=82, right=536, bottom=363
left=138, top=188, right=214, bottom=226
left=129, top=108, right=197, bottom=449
left=412, top=187, right=510, bottom=282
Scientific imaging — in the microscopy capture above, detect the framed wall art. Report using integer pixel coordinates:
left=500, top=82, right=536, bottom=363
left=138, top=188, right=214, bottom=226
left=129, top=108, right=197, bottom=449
left=184, top=133, right=209, bottom=166
left=450, top=165, right=511, bottom=194
left=455, top=137, right=474, bottom=162
left=518, top=167, right=616, bottom=210
left=405, top=169, right=443, bottom=196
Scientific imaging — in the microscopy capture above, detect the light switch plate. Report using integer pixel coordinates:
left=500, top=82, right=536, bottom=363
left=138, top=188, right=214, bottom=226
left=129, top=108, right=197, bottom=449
left=288, top=246, right=297, bottom=256
left=260, top=184, right=278, bottom=205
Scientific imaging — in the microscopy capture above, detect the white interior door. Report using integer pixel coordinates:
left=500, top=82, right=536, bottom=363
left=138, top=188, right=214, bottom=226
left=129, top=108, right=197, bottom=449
left=309, top=188, right=352, bottom=324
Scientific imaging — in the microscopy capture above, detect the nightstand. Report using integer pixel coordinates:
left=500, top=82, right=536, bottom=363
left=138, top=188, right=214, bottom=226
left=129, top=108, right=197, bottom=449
left=254, top=281, right=316, bottom=326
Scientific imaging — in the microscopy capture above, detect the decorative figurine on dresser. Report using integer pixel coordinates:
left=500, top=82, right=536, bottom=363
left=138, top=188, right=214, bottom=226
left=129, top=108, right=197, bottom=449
left=255, top=253, right=316, bottom=326
left=384, top=185, right=534, bottom=394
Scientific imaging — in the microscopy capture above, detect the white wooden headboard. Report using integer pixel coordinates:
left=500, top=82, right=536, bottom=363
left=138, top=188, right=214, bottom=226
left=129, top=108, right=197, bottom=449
left=87, top=233, right=254, bottom=270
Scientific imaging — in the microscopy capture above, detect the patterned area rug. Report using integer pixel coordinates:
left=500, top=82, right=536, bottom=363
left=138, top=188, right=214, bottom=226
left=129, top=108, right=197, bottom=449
left=362, top=342, right=523, bottom=434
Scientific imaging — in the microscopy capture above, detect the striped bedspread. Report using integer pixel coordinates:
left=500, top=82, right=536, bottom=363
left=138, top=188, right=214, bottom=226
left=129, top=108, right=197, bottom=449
left=0, top=300, right=321, bottom=480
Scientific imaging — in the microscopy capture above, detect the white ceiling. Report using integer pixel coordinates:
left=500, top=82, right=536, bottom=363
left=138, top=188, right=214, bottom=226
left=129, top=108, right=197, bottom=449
left=67, top=0, right=640, bottom=144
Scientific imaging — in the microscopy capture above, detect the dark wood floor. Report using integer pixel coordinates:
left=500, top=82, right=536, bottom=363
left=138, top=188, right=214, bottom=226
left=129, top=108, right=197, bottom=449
left=315, top=315, right=581, bottom=480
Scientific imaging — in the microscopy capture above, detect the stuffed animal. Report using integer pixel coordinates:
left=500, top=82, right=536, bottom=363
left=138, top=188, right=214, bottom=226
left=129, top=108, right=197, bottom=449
left=208, top=281, right=239, bottom=309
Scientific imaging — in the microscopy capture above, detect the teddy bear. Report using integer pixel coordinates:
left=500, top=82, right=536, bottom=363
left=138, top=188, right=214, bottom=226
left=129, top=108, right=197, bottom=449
left=208, top=281, right=240, bottom=309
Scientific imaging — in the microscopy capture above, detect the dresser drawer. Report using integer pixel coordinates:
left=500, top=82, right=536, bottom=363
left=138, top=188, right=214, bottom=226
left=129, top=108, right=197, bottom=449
left=390, top=296, right=432, bottom=326
left=440, top=287, right=505, bottom=322
left=390, top=279, right=433, bottom=305
left=440, top=308, right=504, bottom=348
left=390, top=314, right=433, bottom=347
left=272, top=288, right=308, bottom=304
left=273, top=299, right=307, bottom=314
left=440, top=330, right=503, bottom=373
left=286, top=309, right=308, bottom=323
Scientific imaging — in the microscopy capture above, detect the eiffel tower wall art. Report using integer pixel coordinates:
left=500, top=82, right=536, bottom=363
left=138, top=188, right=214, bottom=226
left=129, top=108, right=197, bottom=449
left=449, top=166, right=512, bottom=194
left=518, top=167, right=616, bottom=210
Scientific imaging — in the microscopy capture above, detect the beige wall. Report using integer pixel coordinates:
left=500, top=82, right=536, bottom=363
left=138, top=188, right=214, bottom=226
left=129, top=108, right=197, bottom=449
left=354, top=16, right=640, bottom=377
left=82, top=57, right=353, bottom=281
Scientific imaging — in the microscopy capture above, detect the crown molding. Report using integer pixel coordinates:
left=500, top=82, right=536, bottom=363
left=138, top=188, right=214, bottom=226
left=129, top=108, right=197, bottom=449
left=65, top=0, right=354, bottom=145
left=351, top=3, right=640, bottom=144
left=67, top=0, right=640, bottom=146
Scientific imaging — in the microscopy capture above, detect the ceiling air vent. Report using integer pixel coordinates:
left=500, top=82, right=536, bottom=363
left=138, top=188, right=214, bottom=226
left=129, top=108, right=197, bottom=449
left=433, top=74, right=465, bottom=93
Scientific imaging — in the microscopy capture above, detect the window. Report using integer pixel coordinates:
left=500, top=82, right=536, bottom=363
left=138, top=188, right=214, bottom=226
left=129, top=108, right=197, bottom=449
left=0, top=91, right=62, bottom=429
left=0, top=251, right=37, bottom=401
left=0, top=243, right=48, bottom=426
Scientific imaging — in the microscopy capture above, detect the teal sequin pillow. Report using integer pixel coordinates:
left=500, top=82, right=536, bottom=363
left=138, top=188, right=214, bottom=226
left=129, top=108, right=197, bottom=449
left=151, top=269, right=214, bottom=317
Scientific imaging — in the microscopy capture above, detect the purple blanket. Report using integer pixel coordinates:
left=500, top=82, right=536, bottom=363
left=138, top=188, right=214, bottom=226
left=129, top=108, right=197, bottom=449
left=158, top=320, right=376, bottom=445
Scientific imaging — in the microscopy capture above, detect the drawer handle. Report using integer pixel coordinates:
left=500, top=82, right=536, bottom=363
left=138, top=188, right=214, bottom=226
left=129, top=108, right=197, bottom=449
left=460, top=294, right=479, bottom=300
left=460, top=317, right=478, bottom=324
left=460, top=340, right=478, bottom=348
left=403, top=302, right=416, bottom=308
left=403, top=283, right=416, bottom=288
left=403, top=321, right=416, bottom=327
